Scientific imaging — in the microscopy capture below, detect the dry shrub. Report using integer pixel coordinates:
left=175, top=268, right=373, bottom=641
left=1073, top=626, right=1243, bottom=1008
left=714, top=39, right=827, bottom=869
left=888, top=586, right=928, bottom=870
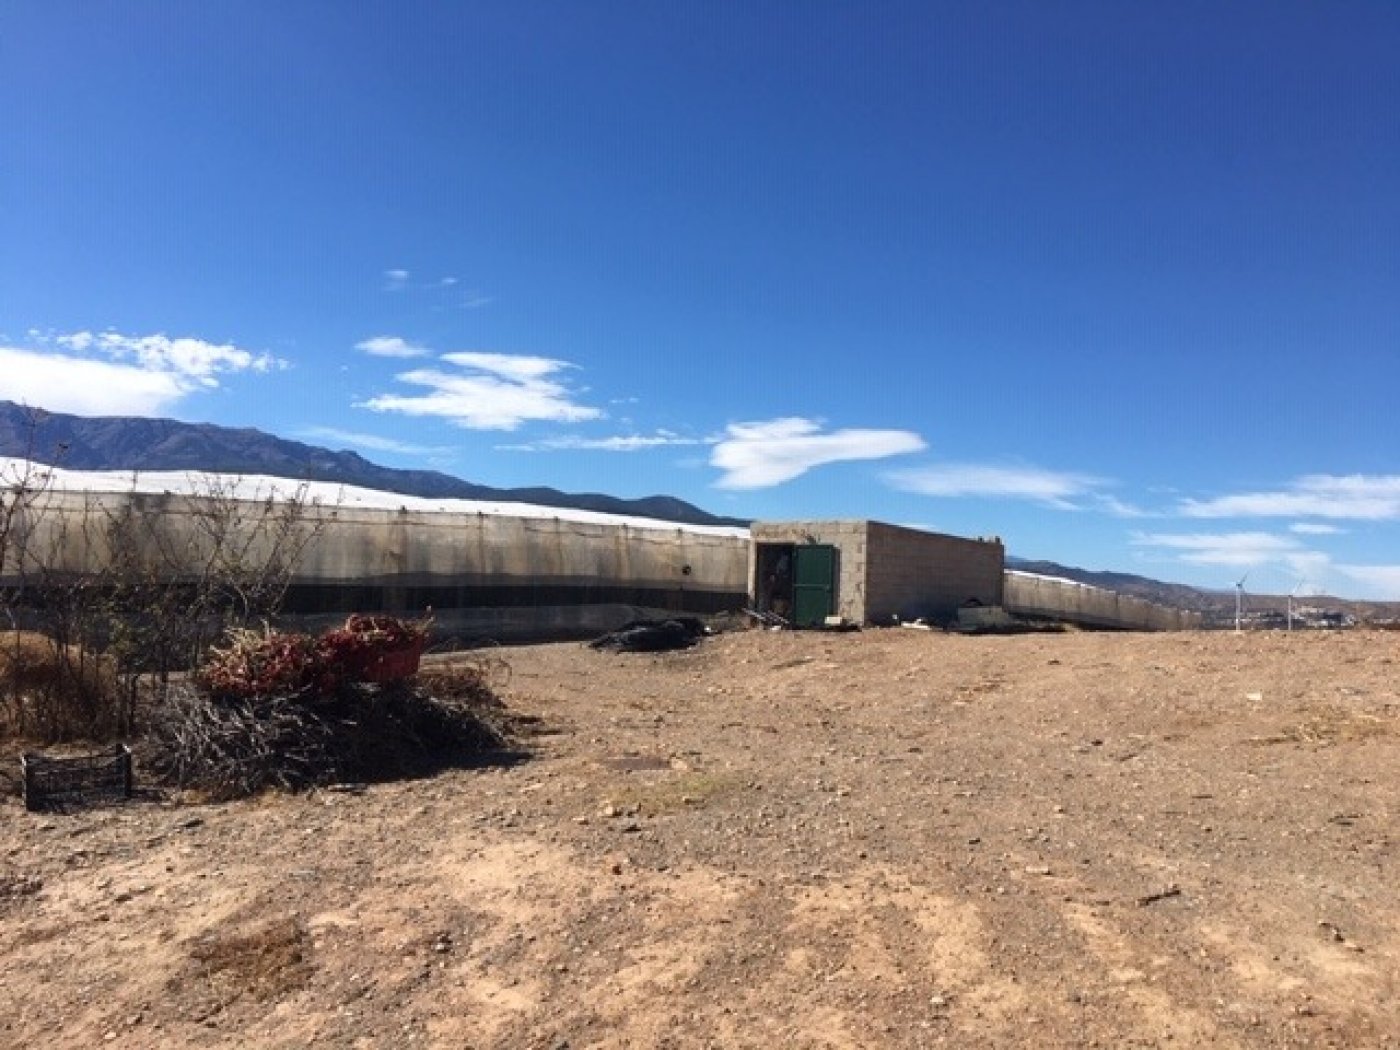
left=0, top=630, right=122, bottom=741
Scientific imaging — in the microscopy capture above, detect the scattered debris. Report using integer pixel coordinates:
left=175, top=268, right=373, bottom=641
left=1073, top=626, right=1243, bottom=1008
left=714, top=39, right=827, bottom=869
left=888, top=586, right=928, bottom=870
left=601, top=755, right=671, bottom=772
left=744, top=608, right=789, bottom=629
left=1318, top=920, right=1346, bottom=943
left=589, top=618, right=709, bottom=653
left=1136, top=884, right=1182, bottom=907
left=0, top=874, right=43, bottom=902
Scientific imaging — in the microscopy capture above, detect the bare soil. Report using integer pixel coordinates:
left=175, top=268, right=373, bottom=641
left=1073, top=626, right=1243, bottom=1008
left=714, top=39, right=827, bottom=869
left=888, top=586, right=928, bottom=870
left=2, top=627, right=1398, bottom=1048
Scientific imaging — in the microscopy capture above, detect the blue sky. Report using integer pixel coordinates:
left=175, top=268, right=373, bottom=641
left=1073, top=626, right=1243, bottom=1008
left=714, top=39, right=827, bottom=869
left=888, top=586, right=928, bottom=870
left=3, top=2, right=1400, bottom=598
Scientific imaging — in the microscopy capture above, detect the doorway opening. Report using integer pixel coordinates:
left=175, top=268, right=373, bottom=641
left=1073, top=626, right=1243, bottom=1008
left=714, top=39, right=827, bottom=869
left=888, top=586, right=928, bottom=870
left=756, top=542, right=836, bottom=627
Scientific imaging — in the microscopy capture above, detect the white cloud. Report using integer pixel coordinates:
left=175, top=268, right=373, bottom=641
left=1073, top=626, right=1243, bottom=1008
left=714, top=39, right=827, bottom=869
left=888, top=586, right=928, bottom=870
left=440, top=351, right=563, bottom=381
left=1181, top=475, right=1400, bottom=521
left=1334, top=564, right=1400, bottom=599
left=710, top=418, right=925, bottom=489
left=500, top=431, right=705, bottom=453
left=360, top=352, right=602, bottom=431
left=1290, top=521, right=1345, bottom=536
left=356, top=335, right=429, bottom=358
left=0, top=331, right=283, bottom=416
left=886, top=462, right=1107, bottom=510
left=0, top=348, right=186, bottom=416
left=58, top=331, right=94, bottom=352
left=1130, top=530, right=1304, bottom=568
left=63, top=331, right=280, bottom=380
left=1092, top=494, right=1153, bottom=519
left=299, top=426, right=446, bottom=457
left=383, top=269, right=410, bottom=290
left=1283, top=550, right=1334, bottom=581
left=1130, top=531, right=1378, bottom=594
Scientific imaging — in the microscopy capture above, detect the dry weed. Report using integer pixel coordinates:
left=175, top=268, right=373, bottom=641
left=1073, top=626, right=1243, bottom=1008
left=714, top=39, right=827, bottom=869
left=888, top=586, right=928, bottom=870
left=0, top=630, right=119, bottom=740
left=1247, top=703, right=1396, bottom=747
left=604, top=771, right=741, bottom=816
left=182, top=917, right=312, bottom=1013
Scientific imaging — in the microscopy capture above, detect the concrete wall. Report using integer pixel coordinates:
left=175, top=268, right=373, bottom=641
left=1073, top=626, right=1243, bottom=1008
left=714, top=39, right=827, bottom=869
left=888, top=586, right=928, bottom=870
left=1003, top=572, right=1201, bottom=631
left=864, top=522, right=1004, bottom=623
left=749, top=520, right=1004, bottom=625
left=5, top=491, right=753, bottom=642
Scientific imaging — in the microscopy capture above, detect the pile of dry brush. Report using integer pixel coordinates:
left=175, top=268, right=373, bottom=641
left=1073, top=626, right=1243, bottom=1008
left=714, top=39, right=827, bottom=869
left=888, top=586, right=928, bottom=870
left=143, top=620, right=514, bottom=800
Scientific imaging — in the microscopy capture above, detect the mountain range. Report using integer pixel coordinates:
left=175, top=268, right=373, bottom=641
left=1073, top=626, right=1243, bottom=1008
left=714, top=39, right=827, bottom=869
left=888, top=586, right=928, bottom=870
left=4, top=400, right=1392, bottom=621
left=0, top=401, right=748, bottom=528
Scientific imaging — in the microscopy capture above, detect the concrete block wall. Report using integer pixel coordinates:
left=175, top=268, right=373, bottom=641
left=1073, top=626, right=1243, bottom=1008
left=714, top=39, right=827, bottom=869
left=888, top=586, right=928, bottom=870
left=863, top=522, right=1005, bottom=623
left=1003, top=572, right=1201, bottom=631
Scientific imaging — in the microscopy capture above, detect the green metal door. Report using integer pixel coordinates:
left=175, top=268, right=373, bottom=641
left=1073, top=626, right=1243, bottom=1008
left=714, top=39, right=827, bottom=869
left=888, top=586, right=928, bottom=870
left=792, top=545, right=836, bottom=627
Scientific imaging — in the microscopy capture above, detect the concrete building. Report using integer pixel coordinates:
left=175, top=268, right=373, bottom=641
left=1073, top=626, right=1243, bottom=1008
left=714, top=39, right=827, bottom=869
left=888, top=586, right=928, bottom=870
left=750, top=520, right=1005, bottom=627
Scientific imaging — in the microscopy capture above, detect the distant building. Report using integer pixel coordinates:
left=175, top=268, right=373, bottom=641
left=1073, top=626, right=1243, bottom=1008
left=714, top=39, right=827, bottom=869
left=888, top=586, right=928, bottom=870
left=750, top=520, right=1004, bottom=627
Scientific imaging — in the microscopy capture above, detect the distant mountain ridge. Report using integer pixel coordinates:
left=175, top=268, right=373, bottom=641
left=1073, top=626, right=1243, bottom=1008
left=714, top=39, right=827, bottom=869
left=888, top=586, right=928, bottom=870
left=1007, top=557, right=1219, bottom=612
left=0, top=401, right=749, bottom=528
left=7, top=402, right=1396, bottom=618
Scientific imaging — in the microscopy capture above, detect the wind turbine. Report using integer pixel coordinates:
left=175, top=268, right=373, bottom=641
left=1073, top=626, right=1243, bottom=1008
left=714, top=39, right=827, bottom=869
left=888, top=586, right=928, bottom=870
left=1287, top=580, right=1305, bottom=631
left=1234, top=571, right=1249, bottom=633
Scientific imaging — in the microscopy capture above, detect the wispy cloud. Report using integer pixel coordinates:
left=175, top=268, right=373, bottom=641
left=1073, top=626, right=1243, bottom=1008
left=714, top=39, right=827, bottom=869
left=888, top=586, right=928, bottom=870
left=711, top=418, right=925, bottom=489
left=1290, top=521, right=1345, bottom=536
left=380, top=270, right=491, bottom=308
left=1181, top=475, right=1400, bottom=521
left=360, top=351, right=602, bottom=431
left=1, top=330, right=283, bottom=416
left=299, top=426, right=447, bottom=457
left=356, top=335, right=429, bottom=359
left=500, top=431, right=705, bottom=453
left=1092, top=494, right=1153, bottom=519
left=1334, top=563, right=1400, bottom=598
left=886, top=462, right=1108, bottom=510
left=1131, top=529, right=1367, bottom=592
left=1130, top=530, right=1305, bottom=568
left=459, top=291, right=493, bottom=310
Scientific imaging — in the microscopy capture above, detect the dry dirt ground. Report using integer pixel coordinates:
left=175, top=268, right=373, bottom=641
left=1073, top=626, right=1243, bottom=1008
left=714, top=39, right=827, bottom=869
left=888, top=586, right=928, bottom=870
left=2, top=627, right=1398, bottom=1049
